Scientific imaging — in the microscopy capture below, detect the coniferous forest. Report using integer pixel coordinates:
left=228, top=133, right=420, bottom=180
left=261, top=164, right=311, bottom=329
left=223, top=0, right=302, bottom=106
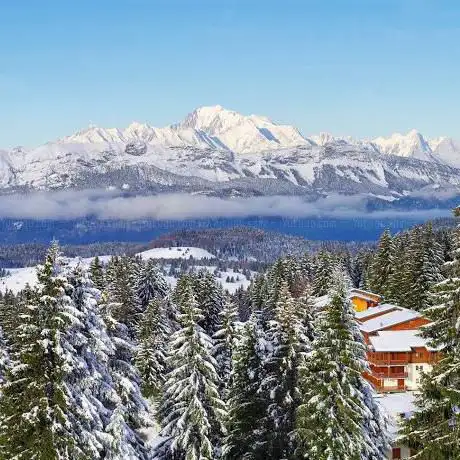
left=0, top=217, right=458, bottom=459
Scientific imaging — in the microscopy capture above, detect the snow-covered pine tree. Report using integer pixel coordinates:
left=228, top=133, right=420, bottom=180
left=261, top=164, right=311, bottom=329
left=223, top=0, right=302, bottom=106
left=155, top=277, right=226, bottom=459
left=400, top=224, right=460, bottom=458
left=0, top=288, right=20, bottom=348
left=249, top=273, right=269, bottom=313
left=106, top=255, right=142, bottom=336
left=259, top=281, right=310, bottom=459
left=0, top=326, right=10, bottom=385
left=213, top=296, right=241, bottom=396
left=102, top=299, right=152, bottom=459
left=232, top=285, right=252, bottom=322
left=385, top=232, right=410, bottom=304
left=311, top=249, right=335, bottom=297
left=136, top=298, right=169, bottom=400
left=193, top=269, right=225, bottom=337
left=299, top=252, right=314, bottom=284
left=262, top=256, right=303, bottom=325
left=136, top=258, right=169, bottom=309
left=66, top=263, right=125, bottom=458
left=0, top=242, right=91, bottom=459
left=295, top=268, right=388, bottom=460
left=223, top=314, right=267, bottom=460
left=368, top=228, right=394, bottom=296
left=405, top=223, right=444, bottom=311
left=89, top=255, right=106, bottom=291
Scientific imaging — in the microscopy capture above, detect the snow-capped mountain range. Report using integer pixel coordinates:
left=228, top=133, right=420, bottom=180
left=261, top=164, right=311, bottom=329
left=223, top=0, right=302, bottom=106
left=1, top=105, right=460, bottom=203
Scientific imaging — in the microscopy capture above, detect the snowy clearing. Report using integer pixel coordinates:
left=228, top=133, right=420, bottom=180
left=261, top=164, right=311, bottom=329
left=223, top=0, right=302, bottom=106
left=137, top=247, right=216, bottom=260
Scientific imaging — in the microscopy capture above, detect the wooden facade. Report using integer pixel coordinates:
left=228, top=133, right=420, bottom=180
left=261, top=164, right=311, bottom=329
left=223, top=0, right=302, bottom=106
left=350, top=288, right=382, bottom=312
left=365, top=348, right=440, bottom=392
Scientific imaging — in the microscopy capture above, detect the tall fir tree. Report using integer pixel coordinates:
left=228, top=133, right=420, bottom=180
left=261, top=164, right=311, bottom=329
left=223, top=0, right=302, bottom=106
left=408, top=223, right=443, bottom=311
left=0, top=326, right=9, bottom=385
left=0, top=243, right=93, bottom=459
left=193, top=270, right=225, bottom=337
left=89, top=255, right=106, bottom=291
left=295, top=269, right=388, bottom=460
left=136, top=258, right=169, bottom=309
left=223, top=314, right=267, bottom=460
left=311, top=250, right=335, bottom=297
left=213, top=296, right=241, bottom=396
left=66, top=263, right=129, bottom=458
left=259, top=281, right=310, bottom=459
left=368, top=228, right=394, bottom=296
left=401, top=224, right=460, bottom=459
left=155, top=278, right=226, bottom=460
left=102, top=299, right=152, bottom=459
left=106, top=255, right=142, bottom=336
left=136, top=298, right=169, bottom=400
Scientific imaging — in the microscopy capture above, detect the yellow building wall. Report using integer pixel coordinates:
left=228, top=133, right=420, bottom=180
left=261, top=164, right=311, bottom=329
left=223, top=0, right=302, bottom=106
left=352, top=297, right=368, bottom=312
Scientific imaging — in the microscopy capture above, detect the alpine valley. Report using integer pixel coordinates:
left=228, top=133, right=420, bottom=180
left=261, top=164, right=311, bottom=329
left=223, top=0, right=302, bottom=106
left=2, top=105, right=460, bottom=211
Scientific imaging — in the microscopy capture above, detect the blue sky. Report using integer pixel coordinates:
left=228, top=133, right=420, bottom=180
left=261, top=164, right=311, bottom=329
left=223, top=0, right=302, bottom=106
left=1, top=0, right=459, bottom=147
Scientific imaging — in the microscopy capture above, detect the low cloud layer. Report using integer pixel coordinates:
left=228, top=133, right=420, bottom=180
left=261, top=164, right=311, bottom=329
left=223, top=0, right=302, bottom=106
left=0, top=190, right=453, bottom=221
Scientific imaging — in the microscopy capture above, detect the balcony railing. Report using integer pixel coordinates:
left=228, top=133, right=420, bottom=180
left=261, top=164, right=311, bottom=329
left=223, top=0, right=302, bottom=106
left=371, top=371, right=408, bottom=379
left=368, top=358, right=408, bottom=366
left=375, top=385, right=407, bottom=393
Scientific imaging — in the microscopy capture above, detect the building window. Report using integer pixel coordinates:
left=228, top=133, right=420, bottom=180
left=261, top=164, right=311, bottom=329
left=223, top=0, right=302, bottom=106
left=392, top=447, right=401, bottom=459
left=416, top=365, right=423, bottom=371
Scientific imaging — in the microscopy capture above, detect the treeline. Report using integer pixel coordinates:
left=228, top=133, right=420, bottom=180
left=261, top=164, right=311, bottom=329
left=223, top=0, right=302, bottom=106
left=0, top=241, right=144, bottom=268
left=0, top=245, right=390, bottom=459
left=148, top=226, right=373, bottom=262
left=0, top=216, right=458, bottom=458
left=364, top=223, right=451, bottom=310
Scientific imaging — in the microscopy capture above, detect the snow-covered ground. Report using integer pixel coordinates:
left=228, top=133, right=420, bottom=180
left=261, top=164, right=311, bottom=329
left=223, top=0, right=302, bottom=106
left=137, top=247, right=216, bottom=260
left=374, top=392, right=417, bottom=438
left=0, top=250, right=250, bottom=295
left=0, top=267, right=37, bottom=294
left=165, top=265, right=252, bottom=294
left=0, top=255, right=112, bottom=294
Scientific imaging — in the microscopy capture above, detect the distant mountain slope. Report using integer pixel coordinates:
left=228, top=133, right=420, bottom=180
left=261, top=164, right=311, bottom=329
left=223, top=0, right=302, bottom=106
left=1, top=105, right=460, bottom=201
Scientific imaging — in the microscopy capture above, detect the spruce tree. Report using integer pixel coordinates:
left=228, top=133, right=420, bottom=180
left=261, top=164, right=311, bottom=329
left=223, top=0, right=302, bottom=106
left=102, top=300, right=152, bottom=459
left=295, top=269, right=388, bottom=460
left=213, top=297, right=241, bottom=396
left=156, top=278, right=226, bottom=459
left=66, top=264, right=124, bottom=458
left=0, top=243, right=89, bottom=459
left=89, top=255, right=105, bottom=291
left=106, top=255, right=141, bottom=335
left=0, top=326, right=9, bottom=384
left=368, top=228, right=393, bottom=295
left=311, top=250, right=334, bottom=297
left=259, top=281, right=310, bottom=459
left=136, top=298, right=169, bottom=399
left=401, top=225, right=460, bottom=458
left=136, top=258, right=169, bottom=309
left=223, top=314, right=267, bottom=460
left=193, top=270, right=225, bottom=336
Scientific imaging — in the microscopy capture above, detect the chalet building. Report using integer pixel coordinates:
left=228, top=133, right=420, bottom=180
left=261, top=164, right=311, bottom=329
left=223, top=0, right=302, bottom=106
left=356, top=304, right=437, bottom=393
left=364, top=329, right=440, bottom=392
left=357, top=304, right=430, bottom=336
left=313, top=288, right=383, bottom=312
left=349, top=288, right=382, bottom=311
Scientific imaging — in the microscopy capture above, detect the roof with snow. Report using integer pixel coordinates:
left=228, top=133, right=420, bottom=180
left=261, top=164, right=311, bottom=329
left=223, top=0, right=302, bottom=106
left=312, top=294, right=331, bottom=309
left=374, top=392, right=416, bottom=438
left=359, top=307, right=422, bottom=333
left=368, top=330, right=438, bottom=352
left=349, top=288, right=382, bottom=302
left=355, top=303, right=399, bottom=320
